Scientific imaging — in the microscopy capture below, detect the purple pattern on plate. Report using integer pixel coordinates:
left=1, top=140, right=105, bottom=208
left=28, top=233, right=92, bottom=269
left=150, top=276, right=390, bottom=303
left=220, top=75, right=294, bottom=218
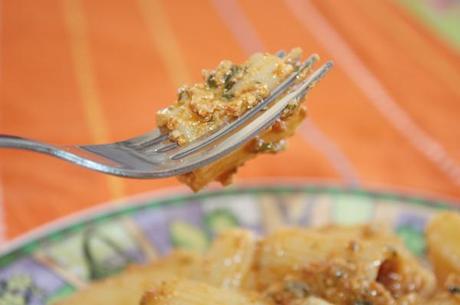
left=295, top=196, right=315, bottom=226
left=201, top=195, right=264, bottom=234
left=396, top=213, right=427, bottom=231
left=0, top=257, right=67, bottom=305
left=84, top=223, right=147, bottom=265
left=276, top=196, right=290, bottom=223
left=242, top=223, right=263, bottom=234
left=269, top=194, right=314, bottom=227
left=133, top=201, right=205, bottom=254
left=97, top=247, right=145, bottom=266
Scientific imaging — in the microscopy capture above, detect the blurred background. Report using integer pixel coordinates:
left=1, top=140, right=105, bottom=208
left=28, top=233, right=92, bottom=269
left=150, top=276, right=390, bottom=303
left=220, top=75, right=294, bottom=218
left=0, top=0, right=459, bottom=241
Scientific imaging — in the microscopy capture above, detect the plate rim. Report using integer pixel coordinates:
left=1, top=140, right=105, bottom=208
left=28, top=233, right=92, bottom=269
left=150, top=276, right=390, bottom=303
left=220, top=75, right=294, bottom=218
left=1, top=180, right=459, bottom=259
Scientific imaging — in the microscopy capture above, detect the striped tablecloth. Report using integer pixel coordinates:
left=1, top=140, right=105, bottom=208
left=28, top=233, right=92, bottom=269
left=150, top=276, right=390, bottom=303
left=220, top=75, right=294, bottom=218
left=1, top=0, right=459, bottom=241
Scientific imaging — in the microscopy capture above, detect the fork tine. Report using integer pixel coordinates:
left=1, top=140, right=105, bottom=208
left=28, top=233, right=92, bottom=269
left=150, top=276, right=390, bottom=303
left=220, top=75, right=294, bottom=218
left=153, top=143, right=178, bottom=153
left=136, top=134, right=169, bottom=149
left=123, top=129, right=168, bottom=148
left=294, top=60, right=334, bottom=96
left=269, top=54, right=319, bottom=97
left=170, top=54, right=319, bottom=161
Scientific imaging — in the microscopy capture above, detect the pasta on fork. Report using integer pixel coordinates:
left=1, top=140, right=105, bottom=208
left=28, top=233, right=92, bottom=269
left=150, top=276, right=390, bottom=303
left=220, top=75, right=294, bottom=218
left=157, top=49, right=317, bottom=191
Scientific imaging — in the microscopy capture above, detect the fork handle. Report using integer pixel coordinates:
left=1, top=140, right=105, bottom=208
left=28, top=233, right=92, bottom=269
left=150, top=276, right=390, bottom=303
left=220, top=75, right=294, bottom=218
left=0, top=134, right=128, bottom=176
left=0, top=134, right=58, bottom=154
left=0, top=134, right=82, bottom=166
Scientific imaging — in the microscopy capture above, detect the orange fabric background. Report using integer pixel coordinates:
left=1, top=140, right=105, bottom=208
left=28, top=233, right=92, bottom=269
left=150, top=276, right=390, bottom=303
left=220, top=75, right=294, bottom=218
left=1, top=0, right=459, bottom=241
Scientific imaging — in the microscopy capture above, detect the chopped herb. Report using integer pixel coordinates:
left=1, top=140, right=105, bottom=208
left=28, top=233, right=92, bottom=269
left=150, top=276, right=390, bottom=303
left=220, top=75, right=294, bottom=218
left=448, top=286, right=460, bottom=294
left=281, top=102, right=298, bottom=118
left=224, top=79, right=236, bottom=91
left=223, top=70, right=233, bottom=84
left=259, top=142, right=274, bottom=151
left=256, top=140, right=285, bottom=153
left=223, top=65, right=240, bottom=92
left=254, top=94, right=264, bottom=103
left=285, top=103, right=297, bottom=111
left=177, top=88, right=190, bottom=103
left=284, top=281, right=310, bottom=298
left=354, top=300, right=373, bottom=305
left=206, top=74, right=217, bottom=88
left=230, top=64, right=240, bottom=76
left=222, top=92, right=234, bottom=100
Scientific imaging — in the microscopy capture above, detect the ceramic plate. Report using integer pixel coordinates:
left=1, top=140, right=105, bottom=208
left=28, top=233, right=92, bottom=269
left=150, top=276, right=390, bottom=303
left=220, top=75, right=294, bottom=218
left=1, top=183, right=459, bottom=304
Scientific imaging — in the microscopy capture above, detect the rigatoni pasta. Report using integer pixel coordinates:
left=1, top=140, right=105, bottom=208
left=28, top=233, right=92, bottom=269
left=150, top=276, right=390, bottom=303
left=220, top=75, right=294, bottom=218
left=57, top=251, right=201, bottom=305
left=156, top=49, right=312, bottom=191
left=58, top=212, right=460, bottom=305
left=140, top=279, right=266, bottom=305
left=427, top=212, right=460, bottom=283
left=198, top=229, right=256, bottom=289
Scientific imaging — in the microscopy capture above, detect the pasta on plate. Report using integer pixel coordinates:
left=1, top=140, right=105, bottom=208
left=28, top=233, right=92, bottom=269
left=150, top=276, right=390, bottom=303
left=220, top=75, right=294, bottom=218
left=58, top=212, right=460, bottom=305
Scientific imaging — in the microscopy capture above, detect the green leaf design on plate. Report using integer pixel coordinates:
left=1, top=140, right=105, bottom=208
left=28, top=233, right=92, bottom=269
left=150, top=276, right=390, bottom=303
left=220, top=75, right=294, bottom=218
left=170, top=222, right=208, bottom=252
left=0, top=185, right=454, bottom=305
left=204, top=209, right=239, bottom=234
left=331, top=195, right=374, bottom=225
left=47, top=285, right=75, bottom=304
left=45, top=220, right=141, bottom=281
left=396, top=225, right=426, bottom=257
left=0, top=274, right=44, bottom=305
left=82, top=227, right=134, bottom=280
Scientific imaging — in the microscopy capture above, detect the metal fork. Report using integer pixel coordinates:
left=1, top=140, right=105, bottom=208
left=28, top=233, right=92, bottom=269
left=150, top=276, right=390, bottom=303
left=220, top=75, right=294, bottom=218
left=0, top=56, right=333, bottom=178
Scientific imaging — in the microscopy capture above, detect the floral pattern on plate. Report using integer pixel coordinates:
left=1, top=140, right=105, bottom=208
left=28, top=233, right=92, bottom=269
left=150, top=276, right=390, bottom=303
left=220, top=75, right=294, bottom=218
left=0, top=184, right=458, bottom=304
